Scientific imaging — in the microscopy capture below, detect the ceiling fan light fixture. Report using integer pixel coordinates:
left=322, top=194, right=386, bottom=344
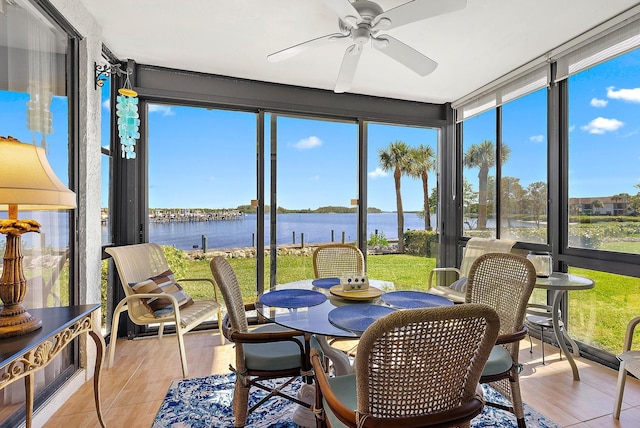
left=372, top=37, right=389, bottom=49
left=374, top=17, right=391, bottom=30
left=352, top=27, right=370, bottom=45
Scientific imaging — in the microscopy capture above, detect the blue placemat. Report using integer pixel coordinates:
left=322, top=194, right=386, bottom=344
left=312, top=277, right=341, bottom=289
left=328, top=304, right=396, bottom=334
left=259, top=289, right=327, bottom=308
left=381, top=290, right=454, bottom=309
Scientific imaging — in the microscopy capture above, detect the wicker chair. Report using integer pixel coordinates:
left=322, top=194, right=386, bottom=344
left=313, top=243, right=365, bottom=279
left=105, top=243, right=222, bottom=378
left=210, top=256, right=311, bottom=427
left=311, top=304, right=500, bottom=428
left=428, top=237, right=515, bottom=303
left=465, top=252, right=537, bottom=428
left=313, top=243, right=365, bottom=357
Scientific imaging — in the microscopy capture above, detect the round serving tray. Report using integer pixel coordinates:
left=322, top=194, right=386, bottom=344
left=329, top=285, right=382, bottom=301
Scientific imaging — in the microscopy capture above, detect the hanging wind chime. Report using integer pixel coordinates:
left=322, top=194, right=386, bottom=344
left=116, top=73, right=140, bottom=159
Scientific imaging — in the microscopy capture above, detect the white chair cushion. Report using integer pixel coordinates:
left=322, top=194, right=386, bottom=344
left=428, top=285, right=465, bottom=303
left=244, top=324, right=305, bottom=371
left=177, top=299, right=219, bottom=327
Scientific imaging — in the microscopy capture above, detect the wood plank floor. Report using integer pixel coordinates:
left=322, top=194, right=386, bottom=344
left=42, top=331, right=640, bottom=427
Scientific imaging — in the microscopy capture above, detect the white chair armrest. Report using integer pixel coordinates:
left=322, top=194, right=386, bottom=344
left=428, top=267, right=462, bottom=288
left=118, top=292, right=182, bottom=324
left=623, top=316, right=640, bottom=352
left=177, top=277, right=221, bottom=304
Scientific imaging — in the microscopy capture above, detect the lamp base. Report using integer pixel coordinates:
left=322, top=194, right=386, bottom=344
left=0, top=303, right=42, bottom=338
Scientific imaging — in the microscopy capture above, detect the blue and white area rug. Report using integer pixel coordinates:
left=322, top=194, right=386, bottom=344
left=153, top=373, right=559, bottom=428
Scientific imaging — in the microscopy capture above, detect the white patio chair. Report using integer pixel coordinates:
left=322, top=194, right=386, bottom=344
left=106, top=243, right=222, bottom=378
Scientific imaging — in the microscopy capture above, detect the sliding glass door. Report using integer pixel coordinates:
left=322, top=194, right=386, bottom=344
left=268, top=114, right=358, bottom=286
left=146, top=103, right=258, bottom=301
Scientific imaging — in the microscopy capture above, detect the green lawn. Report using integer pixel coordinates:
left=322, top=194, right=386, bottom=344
left=178, top=253, right=436, bottom=303
left=157, top=250, right=640, bottom=356
left=568, top=266, right=640, bottom=353
left=600, top=241, right=640, bottom=253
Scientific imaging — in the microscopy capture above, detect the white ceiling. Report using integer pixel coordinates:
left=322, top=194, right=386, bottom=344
left=80, top=0, right=640, bottom=104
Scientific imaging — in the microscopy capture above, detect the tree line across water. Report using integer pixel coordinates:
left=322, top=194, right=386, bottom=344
left=376, top=139, right=640, bottom=253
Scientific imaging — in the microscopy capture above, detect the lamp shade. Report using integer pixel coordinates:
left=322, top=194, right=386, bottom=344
left=0, top=136, right=76, bottom=211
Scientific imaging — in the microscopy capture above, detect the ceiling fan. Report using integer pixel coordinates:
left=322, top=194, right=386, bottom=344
left=267, top=0, right=467, bottom=93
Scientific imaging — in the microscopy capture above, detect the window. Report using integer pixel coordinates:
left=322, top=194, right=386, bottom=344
left=567, top=48, right=640, bottom=253
left=101, top=75, right=112, bottom=247
left=0, top=1, right=75, bottom=424
left=367, top=122, right=439, bottom=259
left=271, top=115, right=358, bottom=284
left=147, top=103, right=258, bottom=301
left=462, top=109, right=497, bottom=237
left=500, top=89, right=548, bottom=243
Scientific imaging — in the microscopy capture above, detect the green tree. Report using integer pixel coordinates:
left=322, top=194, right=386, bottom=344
left=462, top=178, right=478, bottom=229
left=379, top=140, right=412, bottom=252
left=525, top=181, right=547, bottom=227
left=463, top=140, right=510, bottom=229
left=591, top=199, right=604, bottom=215
left=628, top=184, right=640, bottom=215
left=428, top=186, right=438, bottom=216
left=611, top=194, right=621, bottom=212
left=500, top=176, right=524, bottom=227
left=407, top=144, right=436, bottom=231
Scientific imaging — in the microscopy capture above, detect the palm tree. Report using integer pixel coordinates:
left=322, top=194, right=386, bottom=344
left=379, top=140, right=412, bottom=252
left=591, top=199, right=603, bottom=215
left=407, top=145, right=436, bottom=231
left=463, top=140, right=510, bottom=229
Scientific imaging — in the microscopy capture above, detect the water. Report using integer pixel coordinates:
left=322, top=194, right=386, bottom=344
left=102, top=212, right=537, bottom=250
left=135, top=213, right=434, bottom=250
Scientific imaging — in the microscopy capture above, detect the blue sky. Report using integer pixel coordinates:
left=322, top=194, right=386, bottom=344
left=88, top=48, right=637, bottom=211
left=462, top=48, right=640, bottom=201
left=101, top=84, right=438, bottom=212
left=1, top=90, right=69, bottom=186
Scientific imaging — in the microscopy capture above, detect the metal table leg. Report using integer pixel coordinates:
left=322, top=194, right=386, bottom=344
left=551, top=290, right=581, bottom=381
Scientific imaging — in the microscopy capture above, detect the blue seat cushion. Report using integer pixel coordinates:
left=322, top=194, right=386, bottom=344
left=324, top=373, right=356, bottom=428
left=482, top=345, right=514, bottom=376
left=244, top=324, right=305, bottom=371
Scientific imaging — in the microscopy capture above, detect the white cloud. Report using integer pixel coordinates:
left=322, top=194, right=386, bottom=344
left=102, top=99, right=110, bottom=110
left=581, top=117, right=624, bottom=134
left=607, top=86, right=640, bottom=103
left=590, top=98, right=608, bottom=107
left=569, top=125, right=576, bottom=133
left=310, top=175, right=320, bottom=181
left=368, top=168, right=388, bottom=178
left=148, top=105, right=175, bottom=116
left=292, top=136, right=321, bottom=150
left=529, top=135, right=544, bottom=143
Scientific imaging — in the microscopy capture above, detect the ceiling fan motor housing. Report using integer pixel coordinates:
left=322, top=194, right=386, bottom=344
left=338, top=0, right=383, bottom=29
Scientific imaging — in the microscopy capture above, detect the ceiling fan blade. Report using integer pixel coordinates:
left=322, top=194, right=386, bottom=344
left=268, top=33, right=348, bottom=63
left=335, top=44, right=363, bottom=93
left=322, top=0, right=362, bottom=28
left=372, top=0, right=467, bottom=31
left=372, top=35, right=437, bottom=76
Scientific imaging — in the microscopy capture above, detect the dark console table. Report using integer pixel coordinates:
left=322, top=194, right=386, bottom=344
left=0, top=304, right=105, bottom=427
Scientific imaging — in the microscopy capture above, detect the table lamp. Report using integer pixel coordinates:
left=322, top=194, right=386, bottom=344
left=0, top=136, right=76, bottom=338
